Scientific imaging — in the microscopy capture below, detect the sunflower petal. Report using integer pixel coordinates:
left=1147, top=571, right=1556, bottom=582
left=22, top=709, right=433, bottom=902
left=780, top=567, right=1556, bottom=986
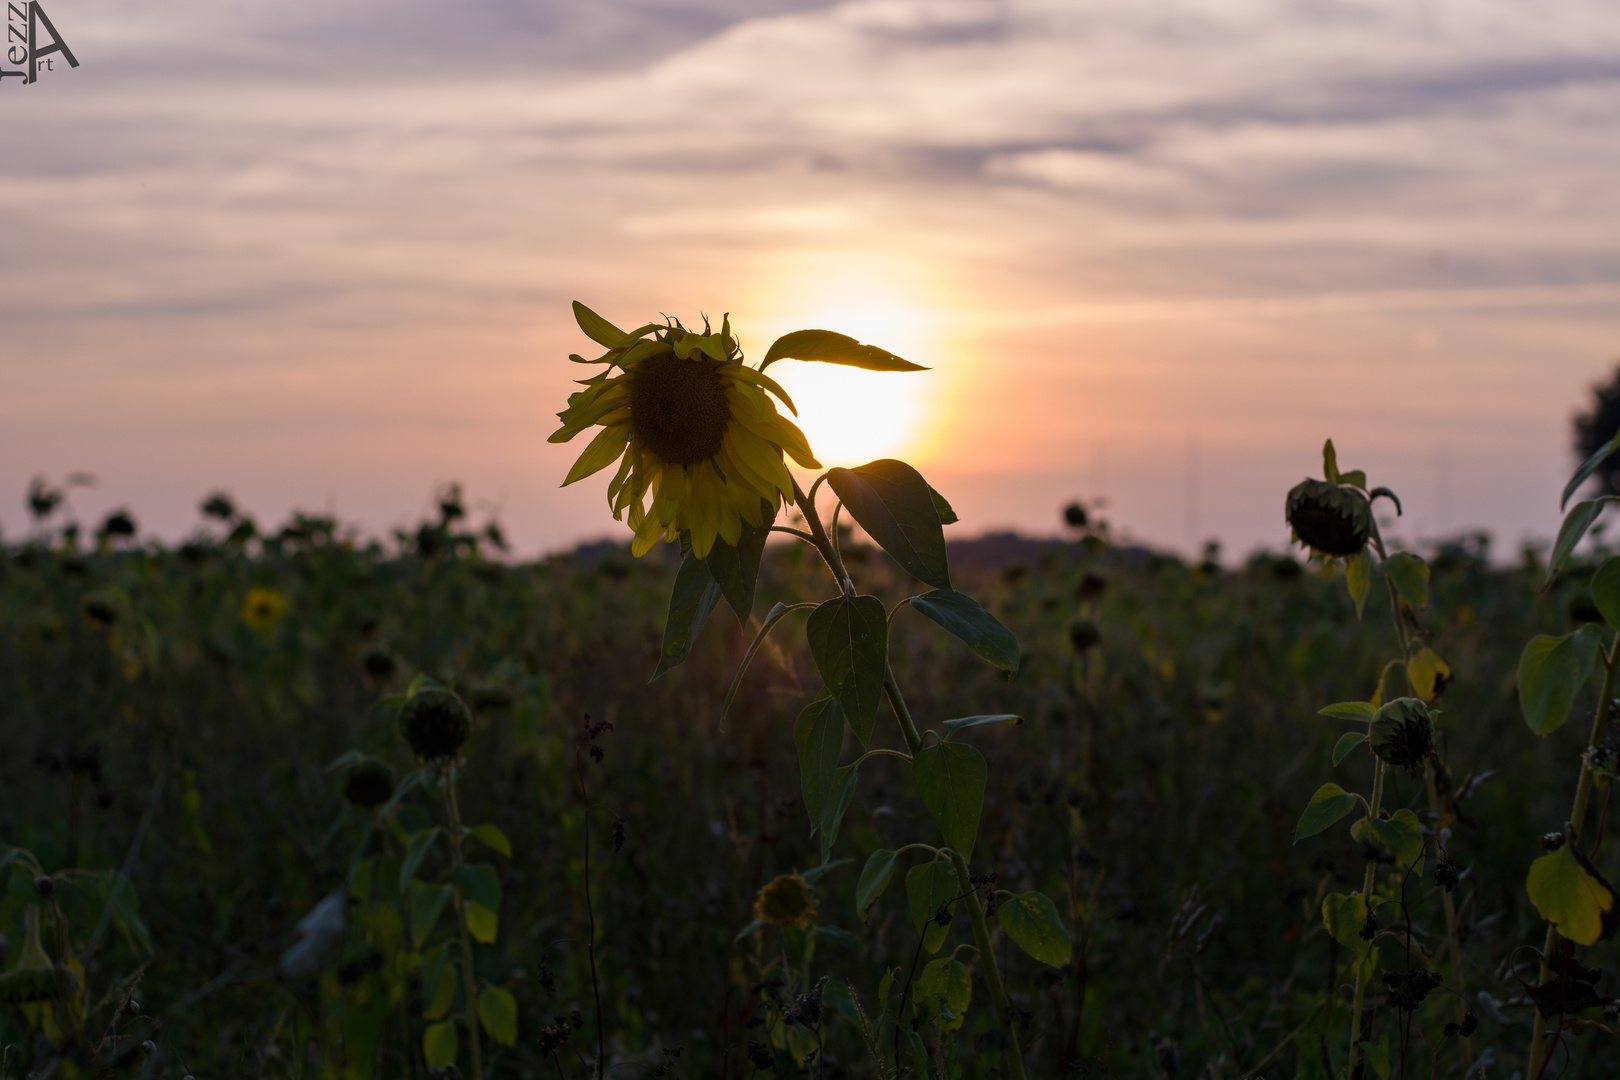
left=724, top=365, right=798, bottom=416
left=563, top=424, right=632, bottom=487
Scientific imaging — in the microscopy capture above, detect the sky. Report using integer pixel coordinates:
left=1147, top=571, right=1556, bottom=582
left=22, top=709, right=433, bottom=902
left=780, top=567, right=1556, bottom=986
left=1, top=0, right=1616, bottom=559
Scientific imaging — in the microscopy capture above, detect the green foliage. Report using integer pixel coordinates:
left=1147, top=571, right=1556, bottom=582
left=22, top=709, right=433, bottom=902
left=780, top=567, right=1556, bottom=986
left=826, top=460, right=952, bottom=590
left=794, top=690, right=846, bottom=838
left=1381, top=551, right=1429, bottom=609
left=1331, top=732, right=1366, bottom=765
left=912, top=742, right=987, bottom=859
left=653, top=548, right=724, bottom=680
left=1322, top=892, right=1372, bottom=960
left=806, top=594, right=889, bottom=745
left=1591, top=555, right=1620, bottom=626
left=1294, top=783, right=1359, bottom=842
left=1517, top=625, right=1603, bottom=734
left=906, top=860, right=958, bottom=954
left=1526, top=843, right=1615, bottom=946
left=855, top=849, right=896, bottom=922
left=477, top=985, right=518, bottom=1046
left=1549, top=497, right=1620, bottom=583
left=1352, top=809, right=1424, bottom=874
left=907, top=589, right=1021, bottom=673
left=912, top=957, right=972, bottom=1030
left=759, top=328, right=928, bottom=373
left=705, top=502, right=775, bottom=622
left=995, top=891, right=1072, bottom=967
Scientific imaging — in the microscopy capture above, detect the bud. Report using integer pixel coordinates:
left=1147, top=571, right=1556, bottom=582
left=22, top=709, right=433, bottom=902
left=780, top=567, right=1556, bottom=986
left=1068, top=618, right=1101, bottom=653
left=399, top=687, right=471, bottom=760
left=343, top=758, right=397, bottom=808
left=1369, top=697, right=1434, bottom=771
left=1285, top=479, right=1372, bottom=557
left=359, top=647, right=397, bottom=681
left=34, top=875, right=54, bottom=899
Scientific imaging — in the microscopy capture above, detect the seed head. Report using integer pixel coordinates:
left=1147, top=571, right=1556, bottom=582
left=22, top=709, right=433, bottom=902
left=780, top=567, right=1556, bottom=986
left=754, top=874, right=816, bottom=929
left=1369, top=697, right=1434, bottom=771
left=399, top=686, right=472, bottom=761
left=1068, top=617, right=1101, bottom=653
left=1285, top=478, right=1372, bottom=557
left=34, top=875, right=53, bottom=899
left=81, top=591, right=119, bottom=628
left=343, top=758, right=397, bottom=808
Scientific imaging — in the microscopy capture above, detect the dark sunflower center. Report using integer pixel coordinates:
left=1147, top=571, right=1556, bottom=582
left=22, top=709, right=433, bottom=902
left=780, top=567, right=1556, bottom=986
left=629, top=352, right=732, bottom=466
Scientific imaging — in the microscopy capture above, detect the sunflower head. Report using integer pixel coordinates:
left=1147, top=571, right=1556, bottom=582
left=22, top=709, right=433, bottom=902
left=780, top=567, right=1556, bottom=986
left=754, top=873, right=816, bottom=928
left=240, top=587, right=287, bottom=630
left=1370, top=697, right=1435, bottom=771
left=398, top=686, right=472, bottom=761
left=343, top=757, right=398, bottom=808
left=552, top=304, right=821, bottom=559
left=1285, top=479, right=1372, bottom=557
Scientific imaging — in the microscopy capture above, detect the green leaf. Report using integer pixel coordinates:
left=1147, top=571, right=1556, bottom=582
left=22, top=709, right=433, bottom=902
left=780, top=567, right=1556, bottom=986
left=422, top=944, right=457, bottom=1020
left=908, top=590, right=1020, bottom=673
left=1345, top=551, right=1372, bottom=619
left=1361, top=1036, right=1392, bottom=1080
left=1322, top=439, right=1341, bottom=484
left=1380, top=552, right=1429, bottom=609
left=1518, top=626, right=1603, bottom=735
left=477, top=985, right=518, bottom=1046
left=410, top=883, right=453, bottom=948
left=465, top=902, right=498, bottom=944
left=912, top=958, right=972, bottom=1031
left=1353, top=809, right=1425, bottom=873
left=906, top=860, right=958, bottom=954
left=705, top=500, right=776, bottom=622
left=571, top=301, right=628, bottom=349
left=995, top=891, right=1072, bottom=967
left=721, top=601, right=818, bottom=721
left=819, top=765, right=859, bottom=865
left=1321, top=891, right=1371, bottom=960
left=855, top=850, right=897, bottom=922
left=1592, top=556, right=1620, bottom=627
left=652, top=549, right=724, bottom=681
left=815, top=925, right=865, bottom=952
left=399, top=828, right=441, bottom=893
left=422, top=1020, right=458, bottom=1069
left=930, top=487, right=958, bottom=525
left=827, top=460, right=951, bottom=590
left=1406, top=647, right=1451, bottom=703
left=1318, top=701, right=1377, bottom=721
left=805, top=595, right=889, bottom=745
left=795, top=690, right=846, bottom=839
left=1332, top=732, right=1367, bottom=766
left=1527, top=842, right=1615, bottom=946
left=468, top=825, right=511, bottom=858
left=942, top=714, right=1023, bottom=733
left=912, top=742, right=987, bottom=859
left=451, top=863, right=502, bottom=913
left=1549, top=497, right=1620, bottom=583
left=1564, top=430, right=1620, bottom=509
left=1338, top=470, right=1367, bottom=491
left=759, top=328, right=928, bottom=373
left=801, top=858, right=853, bottom=884
left=1294, top=783, right=1359, bottom=842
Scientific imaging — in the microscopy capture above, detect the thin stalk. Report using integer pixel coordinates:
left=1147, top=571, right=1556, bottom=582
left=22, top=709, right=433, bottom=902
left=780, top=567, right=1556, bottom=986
left=441, top=776, right=484, bottom=1080
left=790, top=475, right=855, bottom=596
left=1384, top=577, right=1471, bottom=1066
left=1526, top=634, right=1620, bottom=1076
left=1346, top=758, right=1387, bottom=1077
left=947, top=849, right=1028, bottom=1080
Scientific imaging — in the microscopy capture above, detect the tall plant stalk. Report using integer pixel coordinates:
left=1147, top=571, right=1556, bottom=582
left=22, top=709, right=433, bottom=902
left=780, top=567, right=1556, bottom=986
left=440, top=775, right=484, bottom=1080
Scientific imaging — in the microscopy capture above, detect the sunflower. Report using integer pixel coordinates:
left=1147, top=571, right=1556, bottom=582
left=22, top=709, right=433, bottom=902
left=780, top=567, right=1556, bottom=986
left=240, top=587, right=287, bottom=630
left=551, top=303, right=820, bottom=559
left=754, top=873, right=817, bottom=928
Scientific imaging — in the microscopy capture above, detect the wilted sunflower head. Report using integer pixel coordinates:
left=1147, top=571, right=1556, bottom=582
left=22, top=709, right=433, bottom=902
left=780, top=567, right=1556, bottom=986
left=1370, top=697, right=1435, bottom=771
left=240, top=587, right=287, bottom=630
left=551, top=303, right=821, bottom=560
left=1285, top=479, right=1372, bottom=558
left=754, top=873, right=816, bottom=928
left=399, top=686, right=472, bottom=761
left=343, top=757, right=397, bottom=808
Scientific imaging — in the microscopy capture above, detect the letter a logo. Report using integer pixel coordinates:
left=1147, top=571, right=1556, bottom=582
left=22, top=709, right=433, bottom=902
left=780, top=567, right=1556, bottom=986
left=27, top=1, right=77, bottom=84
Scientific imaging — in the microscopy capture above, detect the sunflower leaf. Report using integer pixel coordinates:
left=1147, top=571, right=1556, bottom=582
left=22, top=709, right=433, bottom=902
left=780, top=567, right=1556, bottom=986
left=705, top=500, right=776, bottom=622
left=930, top=486, right=958, bottom=525
left=1548, top=498, right=1620, bottom=584
left=759, top=329, right=928, bottom=372
left=1564, top=430, right=1620, bottom=510
left=828, top=460, right=951, bottom=590
left=912, top=742, right=986, bottom=860
left=795, top=689, right=845, bottom=840
left=1517, top=625, right=1603, bottom=735
left=908, top=590, right=1020, bottom=673
left=806, top=595, right=889, bottom=745
left=652, top=549, right=724, bottom=681
left=906, top=859, right=958, bottom=953
left=720, top=601, right=818, bottom=720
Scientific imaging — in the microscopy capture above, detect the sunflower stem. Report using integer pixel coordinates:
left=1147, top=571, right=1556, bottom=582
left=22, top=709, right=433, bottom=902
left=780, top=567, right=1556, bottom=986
left=791, top=475, right=855, bottom=596
left=441, top=771, right=484, bottom=1080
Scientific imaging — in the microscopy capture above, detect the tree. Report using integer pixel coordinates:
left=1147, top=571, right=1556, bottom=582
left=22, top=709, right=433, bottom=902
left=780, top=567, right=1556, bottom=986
left=1573, top=360, right=1620, bottom=496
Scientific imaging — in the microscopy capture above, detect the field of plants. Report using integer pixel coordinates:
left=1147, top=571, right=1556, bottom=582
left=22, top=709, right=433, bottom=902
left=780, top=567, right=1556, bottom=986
left=7, top=449, right=1620, bottom=1080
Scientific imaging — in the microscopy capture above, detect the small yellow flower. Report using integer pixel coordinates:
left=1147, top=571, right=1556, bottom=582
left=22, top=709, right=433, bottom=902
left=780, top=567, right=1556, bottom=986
left=754, top=873, right=816, bottom=929
left=240, top=587, right=287, bottom=630
left=552, top=303, right=820, bottom=559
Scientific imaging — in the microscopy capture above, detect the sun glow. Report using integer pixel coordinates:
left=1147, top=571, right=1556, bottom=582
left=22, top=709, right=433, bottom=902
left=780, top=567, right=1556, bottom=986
left=753, top=281, right=943, bottom=469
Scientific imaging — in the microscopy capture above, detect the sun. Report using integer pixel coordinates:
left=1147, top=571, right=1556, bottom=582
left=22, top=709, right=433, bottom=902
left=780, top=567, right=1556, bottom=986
left=751, top=286, right=941, bottom=469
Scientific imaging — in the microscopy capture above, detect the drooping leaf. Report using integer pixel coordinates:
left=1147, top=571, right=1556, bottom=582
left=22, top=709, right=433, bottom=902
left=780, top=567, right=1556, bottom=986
left=652, top=549, right=723, bottom=681
left=1295, top=783, right=1359, bottom=842
left=930, top=487, right=958, bottom=525
left=1321, top=891, right=1372, bottom=959
left=1564, top=430, right=1620, bottom=509
left=1527, top=842, right=1616, bottom=946
left=912, top=742, right=987, bottom=859
left=995, top=891, right=1072, bottom=967
left=1517, top=626, right=1603, bottom=735
left=477, top=985, right=519, bottom=1046
left=1346, top=551, right=1372, bottom=619
left=1406, top=648, right=1451, bottom=702
left=827, top=460, right=951, bottom=590
left=465, top=902, right=498, bottom=944
left=1332, top=732, right=1367, bottom=766
left=816, top=925, right=865, bottom=952
left=942, top=714, right=1023, bottom=733
left=795, top=690, right=846, bottom=838
left=1353, top=809, right=1425, bottom=874
left=410, top=883, right=453, bottom=948
left=705, top=500, right=776, bottom=622
left=1318, top=701, right=1377, bottom=721
left=423, top=1020, right=458, bottom=1069
left=806, top=595, right=889, bottom=745
left=855, top=849, right=897, bottom=922
left=1322, top=439, right=1341, bottom=484
left=468, top=824, right=511, bottom=858
left=399, top=828, right=441, bottom=892
left=422, top=944, right=457, bottom=1020
left=801, top=857, right=853, bottom=884
left=1381, top=552, right=1430, bottom=609
left=1549, top=498, right=1620, bottom=584
left=721, top=601, right=818, bottom=720
left=912, top=957, right=972, bottom=1031
left=452, top=863, right=501, bottom=914
left=906, top=859, right=959, bottom=954
left=909, top=590, right=1020, bottom=673
left=820, top=765, right=860, bottom=865
left=1361, top=1036, right=1392, bottom=1080
left=1591, top=556, right=1620, bottom=627
left=760, top=328, right=928, bottom=372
